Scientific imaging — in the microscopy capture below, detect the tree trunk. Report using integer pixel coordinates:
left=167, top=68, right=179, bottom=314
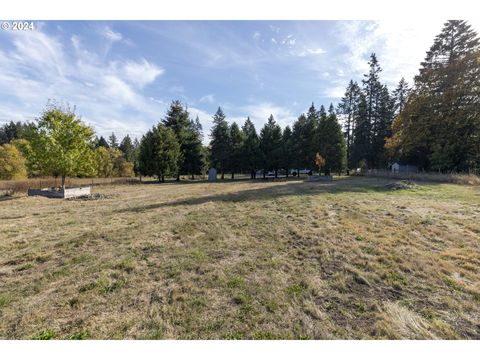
left=231, top=172, right=234, bottom=179
left=61, top=175, right=66, bottom=189
left=221, top=171, right=224, bottom=180
left=297, top=169, right=300, bottom=177
left=274, top=169, right=278, bottom=178
left=286, top=169, right=289, bottom=178
left=176, top=174, right=180, bottom=181
left=263, top=171, right=266, bottom=179
left=191, top=174, right=194, bottom=180
left=161, top=175, right=165, bottom=183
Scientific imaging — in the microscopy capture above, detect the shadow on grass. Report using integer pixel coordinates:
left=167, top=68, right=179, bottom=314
left=117, top=176, right=401, bottom=213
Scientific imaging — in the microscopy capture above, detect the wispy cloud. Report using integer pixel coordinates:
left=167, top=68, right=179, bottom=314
left=103, top=26, right=123, bottom=42
left=199, top=94, right=215, bottom=104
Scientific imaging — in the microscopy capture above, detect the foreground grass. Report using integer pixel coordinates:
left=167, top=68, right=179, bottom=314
left=0, top=177, right=479, bottom=339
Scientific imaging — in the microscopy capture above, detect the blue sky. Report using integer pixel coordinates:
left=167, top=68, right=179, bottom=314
left=1, top=20, right=479, bottom=143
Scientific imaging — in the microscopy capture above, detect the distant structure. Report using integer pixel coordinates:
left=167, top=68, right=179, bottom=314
left=208, top=168, right=217, bottom=182
left=391, top=162, right=418, bottom=173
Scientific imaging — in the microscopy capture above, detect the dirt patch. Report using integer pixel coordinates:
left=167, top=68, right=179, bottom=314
left=383, top=180, right=417, bottom=190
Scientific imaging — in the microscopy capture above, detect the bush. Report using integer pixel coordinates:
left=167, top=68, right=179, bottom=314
left=0, top=143, right=28, bottom=180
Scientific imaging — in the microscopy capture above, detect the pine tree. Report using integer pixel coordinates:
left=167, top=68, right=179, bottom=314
left=209, top=107, right=230, bottom=179
left=392, top=77, right=410, bottom=115
left=240, top=117, right=260, bottom=179
left=281, top=125, right=294, bottom=177
left=109, top=132, right=119, bottom=148
left=338, top=80, right=361, bottom=172
left=182, top=116, right=205, bottom=180
left=96, top=136, right=110, bottom=148
left=387, top=20, right=480, bottom=171
left=138, top=124, right=181, bottom=182
left=162, top=100, right=189, bottom=180
left=292, top=105, right=317, bottom=174
left=119, top=135, right=135, bottom=162
left=228, top=122, right=245, bottom=179
left=316, top=104, right=346, bottom=175
left=351, top=94, right=371, bottom=168
left=259, top=115, right=283, bottom=178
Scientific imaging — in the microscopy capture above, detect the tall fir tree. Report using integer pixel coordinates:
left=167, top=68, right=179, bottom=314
left=119, top=135, right=135, bottom=162
left=240, top=117, right=260, bottom=179
left=209, top=107, right=231, bottom=179
left=338, top=80, right=361, bottom=172
left=108, top=132, right=119, bottom=148
left=392, top=77, right=410, bottom=115
left=259, top=115, right=283, bottom=178
left=281, top=125, right=294, bottom=177
left=351, top=94, right=371, bottom=168
left=315, top=104, right=346, bottom=175
left=387, top=20, right=480, bottom=171
left=138, top=124, right=181, bottom=182
left=228, top=122, right=245, bottom=178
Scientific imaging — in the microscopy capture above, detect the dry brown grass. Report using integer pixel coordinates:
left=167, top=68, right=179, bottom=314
left=0, top=177, right=140, bottom=195
left=363, top=170, right=480, bottom=185
left=0, top=177, right=479, bottom=339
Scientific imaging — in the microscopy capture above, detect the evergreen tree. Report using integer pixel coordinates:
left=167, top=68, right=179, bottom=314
left=392, top=77, right=410, bottom=115
left=338, top=80, right=361, bottom=172
left=351, top=94, right=371, bottom=168
left=316, top=104, right=346, bottom=175
left=387, top=20, right=480, bottom=171
left=259, top=115, right=283, bottom=178
left=109, top=132, right=119, bottom=148
left=240, top=117, right=260, bottom=179
left=209, top=107, right=230, bottom=179
left=182, top=115, right=205, bottom=180
left=138, top=124, right=181, bottom=182
left=96, top=136, right=110, bottom=148
left=162, top=100, right=188, bottom=180
left=228, top=122, right=245, bottom=178
left=0, top=121, right=34, bottom=144
left=281, top=125, right=294, bottom=177
left=119, top=135, right=135, bottom=162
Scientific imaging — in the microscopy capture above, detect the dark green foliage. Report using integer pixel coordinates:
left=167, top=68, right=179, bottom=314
left=108, top=132, right=119, bottom=148
left=0, top=121, right=35, bottom=144
left=162, top=100, right=204, bottom=179
left=210, top=107, right=231, bottom=179
left=392, top=77, right=410, bottom=115
left=240, top=117, right=260, bottom=179
left=281, top=125, right=294, bottom=176
left=315, top=104, right=346, bottom=175
left=228, top=122, right=245, bottom=178
left=138, top=124, right=181, bottom=182
left=259, top=115, right=283, bottom=177
left=119, top=135, right=135, bottom=162
left=388, top=20, right=480, bottom=172
left=338, top=81, right=361, bottom=171
left=95, top=136, right=109, bottom=148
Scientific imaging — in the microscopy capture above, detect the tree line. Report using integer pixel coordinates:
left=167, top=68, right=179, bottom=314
left=1, top=20, right=479, bottom=184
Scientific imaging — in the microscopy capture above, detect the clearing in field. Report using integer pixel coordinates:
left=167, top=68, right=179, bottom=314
left=0, top=176, right=479, bottom=339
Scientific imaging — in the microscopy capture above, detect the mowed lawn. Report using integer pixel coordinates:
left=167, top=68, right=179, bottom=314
left=0, top=177, right=479, bottom=339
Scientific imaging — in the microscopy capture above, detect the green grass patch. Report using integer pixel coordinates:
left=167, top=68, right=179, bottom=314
left=32, top=329, right=56, bottom=340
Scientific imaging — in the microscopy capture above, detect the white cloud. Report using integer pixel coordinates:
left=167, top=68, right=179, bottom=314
left=253, top=31, right=261, bottom=40
left=296, top=47, right=326, bottom=57
left=334, top=20, right=480, bottom=87
left=0, top=29, right=164, bottom=141
left=103, top=26, right=123, bottom=42
left=119, top=59, right=164, bottom=88
left=199, top=94, right=215, bottom=104
left=240, top=103, right=297, bottom=130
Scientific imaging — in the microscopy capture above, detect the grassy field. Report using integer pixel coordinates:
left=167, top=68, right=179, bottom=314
left=0, top=176, right=479, bottom=339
